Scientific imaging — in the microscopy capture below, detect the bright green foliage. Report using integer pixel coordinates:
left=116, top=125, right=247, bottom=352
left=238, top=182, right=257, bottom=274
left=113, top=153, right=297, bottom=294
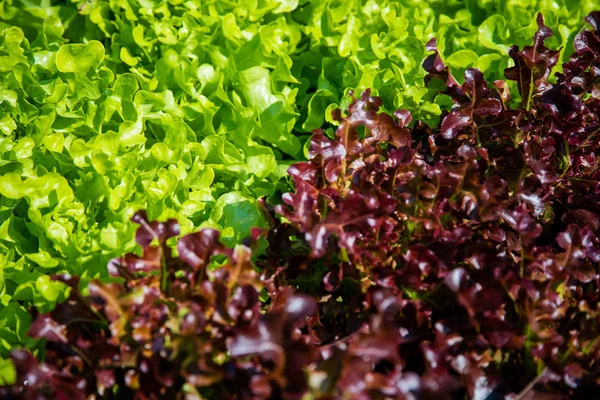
left=0, top=0, right=598, bottom=356
left=0, top=358, right=16, bottom=386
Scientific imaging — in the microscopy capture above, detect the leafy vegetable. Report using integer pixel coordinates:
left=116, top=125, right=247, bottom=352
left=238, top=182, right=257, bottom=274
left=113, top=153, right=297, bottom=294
left=2, top=213, right=317, bottom=399
left=5, top=11, right=600, bottom=399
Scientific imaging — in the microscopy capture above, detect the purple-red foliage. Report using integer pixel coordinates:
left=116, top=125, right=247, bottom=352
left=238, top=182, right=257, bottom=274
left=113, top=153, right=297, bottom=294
left=272, top=12, right=600, bottom=398
left=4, top=12, right=600, bottom=400
left=2, top=213, right=318, bottom=399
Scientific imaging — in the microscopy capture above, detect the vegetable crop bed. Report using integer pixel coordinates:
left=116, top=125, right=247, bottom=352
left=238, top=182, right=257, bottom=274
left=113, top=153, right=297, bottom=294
left=1, top=0, right=600, bottom=399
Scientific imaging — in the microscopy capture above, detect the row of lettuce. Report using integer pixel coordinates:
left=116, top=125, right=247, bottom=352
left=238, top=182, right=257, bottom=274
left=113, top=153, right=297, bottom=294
left=3, top=10, right=600, bottom=397
left=0, top=0, right=599, bottom=389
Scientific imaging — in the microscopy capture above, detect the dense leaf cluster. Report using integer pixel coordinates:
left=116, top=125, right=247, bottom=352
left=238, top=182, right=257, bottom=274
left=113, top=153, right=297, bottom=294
left=1, top=0, right=600, bottom=370
left=3, top=12, right=600, bottom=399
